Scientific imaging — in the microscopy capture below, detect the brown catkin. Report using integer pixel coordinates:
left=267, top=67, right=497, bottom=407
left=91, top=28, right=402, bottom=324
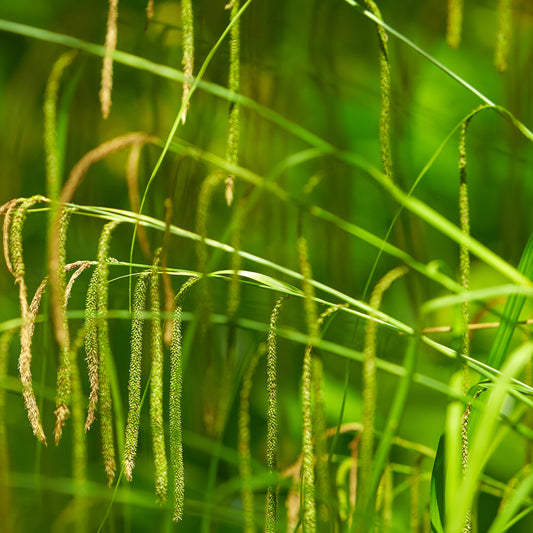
left=100, top=0, right=119, bottom=118
left=124, top=271, right=150, bottom=481
left=150, top=253, right=168, bottom=502
left=10, top=196, right=49, bottom=444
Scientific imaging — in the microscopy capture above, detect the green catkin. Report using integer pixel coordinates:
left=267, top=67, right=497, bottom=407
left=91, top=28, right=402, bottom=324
left=44, top=51, right=76, bottom=203
left=84, top=270, right=99, bottom=431
left=124, top=271, right=150, bottom=481
left=0, top=330, right=14, bottom=533
left=100, top=0, right=119, bottom=118
left=266, top=297, right=285, bottom=532
left=358, top=266, right=407, bottom=523
left=10, top=195, right=49, bottom=444
left=363, top=1, right=393, bottom=182
left=54, top=208, right=74, bottom=445
left=180, top=0, right=194, bottom=124
left=239, top=345, right=265, bottom=533
left=447, top=0, right=464, bottom=49
left=298, top=235, right=319, bottom=531
left=224, top=0, right=241, bottom=205
left=150, top=253, right=168, bottom=502
left=169, top=276, right=198, bottom=521
left=495, top=0, right=512, bottom=72
left=96, top=220, right=120, bottom=485
left=302, top=342, right=317, bottom=532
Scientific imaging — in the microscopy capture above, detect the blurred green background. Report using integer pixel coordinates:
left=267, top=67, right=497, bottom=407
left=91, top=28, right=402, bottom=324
left=1, top=0, right=533, bottom=531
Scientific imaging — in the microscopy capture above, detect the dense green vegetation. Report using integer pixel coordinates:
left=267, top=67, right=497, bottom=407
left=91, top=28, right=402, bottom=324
left=1, top=1, right=533, bottom=531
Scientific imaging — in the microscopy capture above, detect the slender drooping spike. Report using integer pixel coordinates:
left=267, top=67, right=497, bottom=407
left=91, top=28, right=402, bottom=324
left=96, top=220, right=120, bottom=485
left=170, top=276, right=198, bottom=521
left=64, top=261, right=92, bottom=304
left=124, top=271, right=150, bottom=481
left=1, top=198, right=24, bottom=276
left=378, top=464, right=393, bottom=532
left=150, top=252, right=168, bottom=502
left=363, top=0, right=393, bottom=182
left=224, top=0, right=241, bottom=205
left=447, top=0, right=464, bottom=49
left=180, top=0, right=194, bottom=124
left=495, top=0, right=512, bottom=72
left=44, top=50, right=77, bottom=203
left=410, top=456, right=422, bottom=532
left=358, top=266, right=407, bottom=522
left=146, top=0, right=154, bottom=27
left=10, top=196, right=49, bottom=443
left=100, top=0, right=119, bottom=118
left=265, top=297, right=285, bottom=532
left=84, top=270, right=99, bottom=431
left=53, top=208, right=75, bottom=445
left=0, top=329, right=15, bottom=532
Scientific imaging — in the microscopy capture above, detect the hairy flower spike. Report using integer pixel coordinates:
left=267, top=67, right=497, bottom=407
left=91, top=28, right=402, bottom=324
left=96, top=220, right=120, bottom=485
left=170, top=276, right=198, bottom=521
left=180, top=0, right=194, bottom=124
left=10, top=196, right=49, bottom=444
left=124, top=271, right=150, bottom=481
left=100, top=0, right=119, bottom=118
left=363, top=0, right=393, bottom=182
left=224, top=0, right=241, bottom=205
left=266, top=297, right=285, bottom=532
left=84, top=270, right=99, bottom=431
left=150, top=252, right=168, bottom=502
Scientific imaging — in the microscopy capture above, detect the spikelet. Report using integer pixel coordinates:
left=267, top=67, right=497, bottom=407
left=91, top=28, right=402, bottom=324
left=224, top=0, right=241, bottom=205
left=95, top=220, right=120, bottom=485
left=410, top=455, right=422, bottom=532
left=10, top=195, right=49, bottom=444
left=170, top=276, right=198, bottom=520
left=84, top=270, right=99, bottom=431
left=0, top=329, right=15, bottom=532
left=1, top=198, right=24, bottom=276
left=44, top=50, right=77, bottom=203
left=180, top=0, right=194, bottom=124
left=53, top=208, right=75, bottom=445
left=363, top=1, right=393, bottom=182
left=100, top=0, right=119, bottom=118
left=495, top=0, right=512, bottom=72
left=358, top=266, right=407, bottom=517
left=447, top=0, right=464, bottom=49
left=124, top=271, right=150, bottom=481
left=265, top=297, right=285, bottom=532
left=150, top=251, right=168, bottom=502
